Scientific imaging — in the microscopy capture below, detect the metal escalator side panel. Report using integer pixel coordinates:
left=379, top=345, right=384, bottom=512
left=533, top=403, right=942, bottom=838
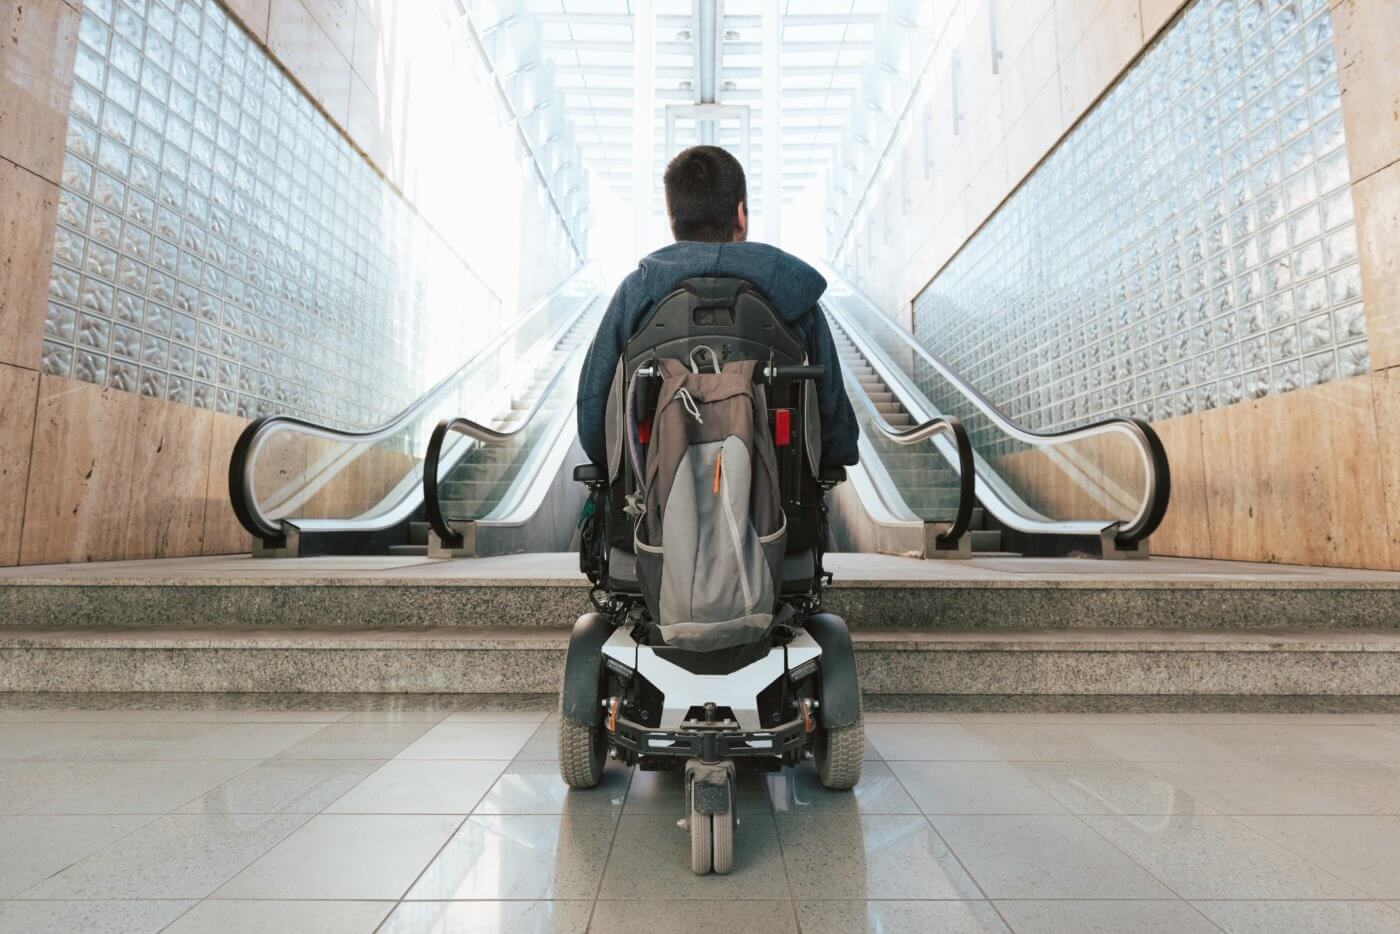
left=231, top=265, right=606, bottom=548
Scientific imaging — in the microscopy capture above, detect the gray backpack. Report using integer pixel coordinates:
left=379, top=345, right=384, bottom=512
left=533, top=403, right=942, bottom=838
left=630, top=357, right=787, bottom=652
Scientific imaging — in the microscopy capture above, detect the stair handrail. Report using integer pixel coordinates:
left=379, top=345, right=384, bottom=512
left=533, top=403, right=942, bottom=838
left=422, top=335, right=585, bottom=549
left=842, top=357, right=976, bottom=545
left=823, top=286, right=1170, bottom=546
left=230, top=267, right=599, bottom=546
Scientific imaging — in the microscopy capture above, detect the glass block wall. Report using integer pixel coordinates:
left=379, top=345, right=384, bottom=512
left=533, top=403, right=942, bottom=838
left=44, top=0, right=510, bottom=430
left=913, top=0, right=1363, bottom=451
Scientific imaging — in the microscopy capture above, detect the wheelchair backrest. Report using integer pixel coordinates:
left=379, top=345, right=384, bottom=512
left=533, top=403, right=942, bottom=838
left=601, top=277, right=825, bottom=555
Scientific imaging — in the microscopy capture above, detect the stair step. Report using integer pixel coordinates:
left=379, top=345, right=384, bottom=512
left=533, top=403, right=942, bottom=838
left=9, top=559, right=1400, bottom=633
left=3, top=626, right=1396, bottom=695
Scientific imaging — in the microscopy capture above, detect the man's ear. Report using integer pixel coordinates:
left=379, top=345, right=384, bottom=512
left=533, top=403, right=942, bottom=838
left=734, top=201, right=748, bottom=242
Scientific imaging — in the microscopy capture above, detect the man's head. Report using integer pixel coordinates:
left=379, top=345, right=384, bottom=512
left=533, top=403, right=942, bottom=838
left=663, top=145, right=748, bottom=243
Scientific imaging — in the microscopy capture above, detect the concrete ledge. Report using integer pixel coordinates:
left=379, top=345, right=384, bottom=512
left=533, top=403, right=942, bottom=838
left=3, top=627, right=1397, bottom=695
left=5, top=581, right=1400, bottom=629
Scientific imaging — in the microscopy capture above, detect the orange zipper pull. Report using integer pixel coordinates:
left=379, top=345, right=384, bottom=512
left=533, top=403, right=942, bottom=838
left=713, top=450, right=722, bottom=495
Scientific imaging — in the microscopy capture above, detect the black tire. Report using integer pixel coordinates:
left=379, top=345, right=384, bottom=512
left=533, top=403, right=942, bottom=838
left=814, top=714, right=864, bottom=790
left=558, top=718, right=606, bottom=789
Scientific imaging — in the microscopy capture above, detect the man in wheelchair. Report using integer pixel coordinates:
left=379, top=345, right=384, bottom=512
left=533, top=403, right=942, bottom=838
left=576, top=144, right=858, bottom=475
left=561, top=145, right=865, bottom=876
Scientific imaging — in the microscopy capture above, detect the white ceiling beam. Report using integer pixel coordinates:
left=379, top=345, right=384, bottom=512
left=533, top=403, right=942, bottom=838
left=631, top=0, right=656, bottom=257
left=535, top=13, right=633, bottom=26
left=760, top=0, right=782, bottom=243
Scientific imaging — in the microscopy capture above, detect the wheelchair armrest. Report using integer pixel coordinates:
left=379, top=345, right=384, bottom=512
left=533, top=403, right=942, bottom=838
left=573, top=463, right=606, bottom=485
left=818, top=466, right=847, bottom=488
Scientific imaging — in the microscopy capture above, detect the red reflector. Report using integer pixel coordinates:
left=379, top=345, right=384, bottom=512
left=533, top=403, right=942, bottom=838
left=774, top=409, right=791, bottom=447
left=637, top=420, right=652, bottom=445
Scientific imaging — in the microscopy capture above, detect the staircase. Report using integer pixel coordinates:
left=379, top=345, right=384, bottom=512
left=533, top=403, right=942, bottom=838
left=830, top=328, right=1004, bottom=553
left=390, top=308, right=599, bottom=557
left=4, top=554, right=1400, bottom=698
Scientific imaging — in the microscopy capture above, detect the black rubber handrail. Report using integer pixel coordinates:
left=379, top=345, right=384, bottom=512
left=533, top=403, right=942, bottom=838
left=886, top=415, right=977, bottom=547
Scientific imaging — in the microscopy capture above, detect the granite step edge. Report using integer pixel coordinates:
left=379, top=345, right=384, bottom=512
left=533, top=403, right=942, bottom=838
left=5, top=627, right=1399, bottom=653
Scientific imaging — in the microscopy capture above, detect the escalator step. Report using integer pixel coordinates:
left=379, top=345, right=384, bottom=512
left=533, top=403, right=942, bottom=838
left=408, top=522, right=430, bottom=546
left=389, top=545, right=429, bottom=557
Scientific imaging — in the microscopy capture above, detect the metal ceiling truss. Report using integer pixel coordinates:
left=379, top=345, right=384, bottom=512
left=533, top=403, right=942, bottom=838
left=468, top=1, right=931, bottom=249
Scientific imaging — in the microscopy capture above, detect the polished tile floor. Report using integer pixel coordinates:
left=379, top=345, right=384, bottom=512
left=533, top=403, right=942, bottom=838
left=2, top=697, right=1400, bottom=933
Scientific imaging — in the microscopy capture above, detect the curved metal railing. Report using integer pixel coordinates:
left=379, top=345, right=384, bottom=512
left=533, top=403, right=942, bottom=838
left=229, top=268, right=600, bottom=547
left=823, top=283, right=1170, bottom=547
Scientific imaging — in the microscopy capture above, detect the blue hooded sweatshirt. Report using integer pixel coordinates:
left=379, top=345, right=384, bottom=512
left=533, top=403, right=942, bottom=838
left=576, top=240, right=859, bottom=470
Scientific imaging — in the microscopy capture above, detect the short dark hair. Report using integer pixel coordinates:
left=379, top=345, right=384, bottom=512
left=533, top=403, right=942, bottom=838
left=663, top=145, right=747, bottom=242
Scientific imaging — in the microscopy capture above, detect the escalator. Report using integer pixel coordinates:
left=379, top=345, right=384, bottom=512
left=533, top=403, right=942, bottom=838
left=229, top=267, right=606, bottom=557
left=834, top=331, right=1004, bottom=554
left=821, top=272, right=1170, bottom=559
left=228, top=263, right=1165, bottom=562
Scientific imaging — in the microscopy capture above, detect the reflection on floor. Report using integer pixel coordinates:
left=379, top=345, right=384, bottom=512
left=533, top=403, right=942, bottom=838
left=2, top=696, right=1400, bottom=932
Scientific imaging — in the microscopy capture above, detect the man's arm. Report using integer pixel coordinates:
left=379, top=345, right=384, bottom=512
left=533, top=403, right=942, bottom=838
left=576, top=272, right=642, bottom=466
left=806, top=307, right=860, bottom=468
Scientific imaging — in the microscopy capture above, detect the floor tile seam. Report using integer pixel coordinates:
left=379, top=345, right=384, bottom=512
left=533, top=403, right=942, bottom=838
left=7, top=810, right=169, bottom=900
left=885, top=724, right=1397, bottom=731
left=897, top=756, right=1086, bottom=818
left=6, top=896, right=403, bottom=902
left=502, top=720, right=625, bottom=925
left=1189, top=897, right=1400, bottom=904
left=153, top=896, right=203, bottom=933
left=767, top=771, right=803, bottom=924
left=16, top=808, right=315, bottom=903
left=585, top=774, right=631, bottom=933
left=994, top=895, right=1231, bottom=931
left=1041, top=805, right=1198, bottom=904
left=877, top=756, right=1017, bottom=932
left=180, top=810, right=321, bottom=903
left=1071, top=808, right=1373, bottom=904
left=378, top=810, right=472, bottom=912
left=0, top=722, right=355, bottom=728
left=1, top=756, right=476, bottom=763
left=153, top=757, right=269, bottom=817
left=862, top=756, right=1392, bottom=764
left=1211, top=812, right=1385, bottom=899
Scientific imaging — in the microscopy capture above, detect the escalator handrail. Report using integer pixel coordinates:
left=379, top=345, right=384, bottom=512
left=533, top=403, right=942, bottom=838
left=229, top=268, right=598, bottom=545
left=824, top=290, right=1171, bottom=545
left=422, top=333, right=584, bottom=549
left=842, top=359, right=976, bottom=545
